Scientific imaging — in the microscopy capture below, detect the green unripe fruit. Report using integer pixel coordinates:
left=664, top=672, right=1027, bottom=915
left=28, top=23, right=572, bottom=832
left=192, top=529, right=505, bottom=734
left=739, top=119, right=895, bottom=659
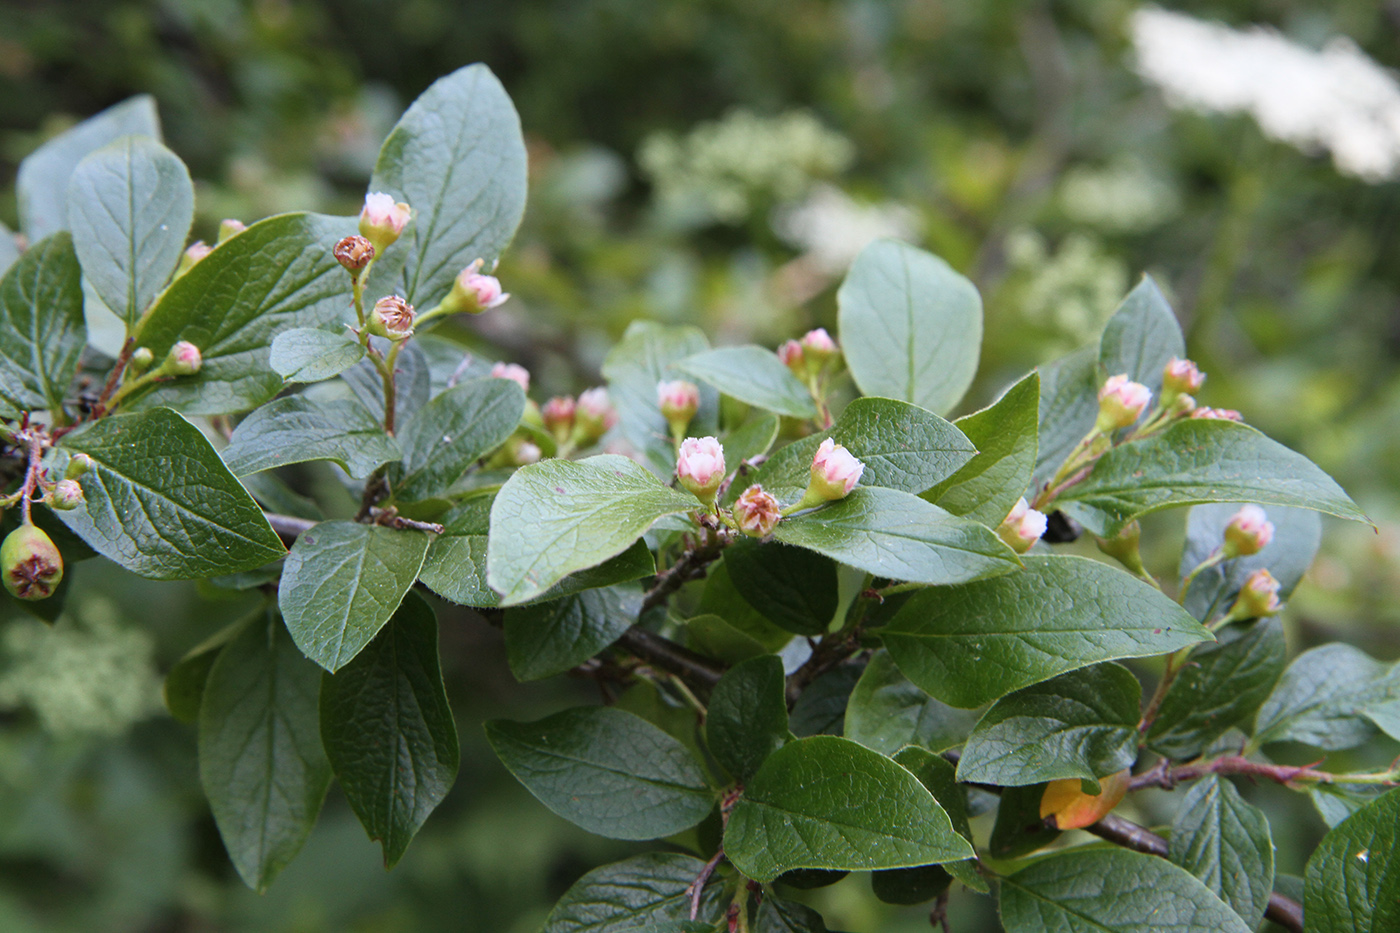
left=1, top=524, right=63, bottom=600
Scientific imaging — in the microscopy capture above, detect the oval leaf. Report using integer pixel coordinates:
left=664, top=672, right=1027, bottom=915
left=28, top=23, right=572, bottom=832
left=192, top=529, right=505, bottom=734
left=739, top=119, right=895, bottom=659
left=0, top=232, right=86, bottom=413
left=1304, top=787, right=1400, bottom=933
left=269, top=327, right=365, bottom=383
left=393, top=377, right=526, bottom=503
left=221, top=396, right=402, bottom=480
left=1169, top=775, right=1275, bottom=927
left=542, top=853, right=727, bottom=933
left=676, top=345, right=817, bottom=418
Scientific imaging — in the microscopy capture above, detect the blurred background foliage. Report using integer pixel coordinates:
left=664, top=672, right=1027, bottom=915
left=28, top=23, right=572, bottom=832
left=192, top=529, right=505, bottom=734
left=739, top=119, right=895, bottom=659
left=2, top=1, right=1400, bottom=930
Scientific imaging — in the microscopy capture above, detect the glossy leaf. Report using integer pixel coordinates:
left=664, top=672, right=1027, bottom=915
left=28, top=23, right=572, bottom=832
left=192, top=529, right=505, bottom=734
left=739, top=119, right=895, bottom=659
left=67, top=135, right=193, bottom=326
left=889, top=747, right=983, bottom=892
left=163, top=616, right=250, bottom=724
left=59, top=408, right=286, bottom=579
left=1032, top=345, right=1100, bottom=489
left=723, top=537, right=838, bottom=636
left=0, top=232, right=86, bottom=412
left=706, top=655, right=790, bottom=781
left=370, top=64, right=528, bottom=307
left=393, top=377, right=526, bottom=503
left=319, top=591, right=457, bottom=868
left=1177, top=502, right=1320, bottom=623
left=1303, top=787, right=1400, bottom=933
left=541, top=853, right=727, bottom=933
left=269, top=327, right=364, bottom=383
left=789, top=664, right=863, bottom=737
left=1168, top=775, right=1274, bottom=927
left=198, top=612, right=330, bottom=893
left=723, top=735, right=974, bottom=882
left=882, top=555, right=1210, bottom=708
left=676, top=345, right=817, bottom=418
left=756, top=898, right=833, bottom=932
left=925, top=372, right=1039, bottom=525
left=487, top=455, right=697, bottom=605
left=277, top=521, right=431, bottom=672
left=773, top=487, right=1020, bottom=587
left=843, top=650, right=979, bottom=756
left=956, top=663, right=1141, bottom=791
left=836, top=238, right=981, bottom=414
left=485, top=706, right=715, bottom=840
left=1097, top=276, right=1185, bottom=396
left=1253, top=644, right=1399, bottom=750
left=221, top=396, right=402, bottom=479
left=504, top=585, right=637, bottom=681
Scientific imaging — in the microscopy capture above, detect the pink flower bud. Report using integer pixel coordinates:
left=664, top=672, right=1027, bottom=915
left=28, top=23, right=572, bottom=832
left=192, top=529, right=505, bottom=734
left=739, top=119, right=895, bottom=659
left=1096, top=374, right=1152, bottom=431
left=542, top=396, right=577, bottom=440
left=997, top=497, right=1047, bottom=554
left=734, top=484, right=782, bottom=537
left=334, top=235, right=375, bottom=273
left=808, top=437, right=864, bottom=501
left=1228, top=568, right=1283, bottom=620
left=217, top=218, right=247, bottom=244
left=358, top=192, right=411, bottom=252
left=778, top=339, right=805, bottom=376
left=1163, top=358, right=1205, bottom=396
left=800, top=327, right=838, bottom=359
left=368, top=296, right=414, bottom=341
left=490, top=362, right=530, bottom=393
left=1190, top=407, right=1244, bottom=422
left=574, top=387, right=617, bottom=444
left=511, top=439, right=542, bottom=466
left=657, top=380, right=700, bottom=427
left=174, top=240, right=211, bottom=278
left=456, top=259, right=509, bottom=312
left=1223, top=504, right=1274, bottom=557
left=676, top=436, right=726, bottom=505
left=49, top=479, right=84, bottom=511
left=1, top=525, right=62, bottom=601
left=166, top=340, right=202, bottom=376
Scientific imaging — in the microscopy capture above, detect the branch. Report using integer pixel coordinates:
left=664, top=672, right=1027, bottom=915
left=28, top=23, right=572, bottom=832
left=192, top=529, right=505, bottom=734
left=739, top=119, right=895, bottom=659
left=1130, top=754, right=1396, bottom=791
left=616, top=626, right=723, bottom=695
left=264, top=512, right=316, bottom=543
left=639, top=527, right=730, bottom=616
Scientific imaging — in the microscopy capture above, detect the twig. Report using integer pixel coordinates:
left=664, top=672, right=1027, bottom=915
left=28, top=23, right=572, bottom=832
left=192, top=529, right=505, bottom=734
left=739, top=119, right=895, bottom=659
left=264, top=513, right=316, bottom=543
left=687, top=847, right=725, bottom=920
left=784, top=630, right=862, bottom=707
left=616, top=627, right=723, bottom=695
left=90, top=338, right=136, bottom=419
left=639, top=529, right=730, bottom=616
left=1130, top=754, right=1395, bottom=791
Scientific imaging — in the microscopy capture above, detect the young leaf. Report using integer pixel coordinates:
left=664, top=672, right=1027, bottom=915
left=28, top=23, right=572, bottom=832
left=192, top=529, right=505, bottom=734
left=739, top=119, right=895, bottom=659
left=130, top=212, right=356, bottom=415
left=1177, top=502, right=1320, bottom=623
left=485, top=706, right=715, bottom=840
left=1147, top=617, right=1286, bottom=759
left=17, top=95, right=161, bottom=240
left=503, top=585, right=638, bottom=681
left=925, top=372, right=1039, bottom=525
left=1253, top=643, right=1399, bottom=750
left=1097, top=276, right=1186, bottom=395
left=0, top=232, right=86, bottom=413
left=393, top=377, right=526, bottom=503
left=1032, top=345, right=1100, bottom=488
left=487, top=455, right=697, bottom=605
left=1168, top=775, right=1275, bottom=927
left=881, top=555, right=1211, bottom=708
left=67, top=135, right=193, bottom=326
left=998, top=848, right=1253, bottom=933
left=220, top=396, right=403, bottom=480
left=319, top=591, right=458, bottom=868
left=723, top=735, right=974, bottom=882
left=955, top=663, right=1141, bottom=791
left=723, top=538, right=838, bottom=636
left=772, top=487, right=1020, bottom=587
left=277, top=521, right=431, bottom=672
left=58, top=408, right=286, bottom=578
left=843, top=650, right=980, bottom=756
left=706, top=655, right=790, bottom=782
left=676, top=345, right=818, bottom=419
left=541, top=852, right=727, bottom=933
left=1060, top=420, right=1368, bottom=537
left=1303, top=787, right=1400, bottom=933
left=269, top=327, right=365, bottom=384
left=370, top=64, right=528, bottom=307
left=198, top=611, right=331, bottom=893
left=836, top=238, right=982, bottom=415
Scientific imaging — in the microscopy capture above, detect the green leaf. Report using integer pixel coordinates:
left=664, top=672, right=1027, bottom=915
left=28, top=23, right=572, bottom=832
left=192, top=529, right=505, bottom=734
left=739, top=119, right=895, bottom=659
left=269, top=327, right=364, bottom=383
left=541, top=852, right=727, bottom=933
left=752, top=397, right=977, bottom=500
left=1032, top=346, right=1099, bottom=488
left=1253, top=644, right=1399, bottom=750
left=504, top=585, right=638, bottom=681
left=1309, top=783, right=1389, bottom=829
left=843, top=650, right=979, bottom=756
left=773, top=487, right=1020, bottom=587
left=67, top=135, right=193, bottom=326
left=836, top=239, right=981, bottom=415
left=370, top=64, right=528, bottom=307
left=1098, top=276, right=1186, bottom=395
left=723, top=537, right=838, bottom=636
left=956, top=663, right=1141, bottom=791
left=998, top=848, right=1254, bottom=933
left=1168, top=775, right=1274, bottom=927
left=988, top=783, right=1059, bottom=859
left=0, top=232, right=85, bottom=412
left=163, top=616, right=251, bottom=724
left=789, top=664, right=863, bottom=737
left=1060, top=420, right=1368, bottom=537
left=198, top=611, right=330, bottom=893
left=485, top=706, right=715, bottom=840
left=277, top=521, right=431, bottom=672
left=17, top=95, right=161, bottom=240
left=756, top=898, right=833, bottom=932
left=723, top=735, right=974, bottom=882
left=58, top=408, right=286, bottom=579
left=487, top=455, right=698, bottom=605
left=1147, top=617, right=1285, bottom=759
left=721, top=413, right=780, bottom=473
left=1177, top=503, right=1320, bottom=623
left=0, top=222, right=18, bottom=278
left=1303, top=787, right=1400, bottom=933
left=881, top=555, right=1211, bottom=708
left=221, top=396, right=402, bottom=479
left=925, top=372, right=1039, bottom=525
left=343, top=339, right=432, bottom=434
left=697, top=558, right=795, bottom=653
left=706, top=655, right=789, bottom=782
left=676, top=346, right=817, bottom=418
left=130, top=212, right=355, bottom=415
left=685, top=613, right=774, bottom=666
left=393, top=377, right=526, bottom=503
left=890, top=746, right=984, bottom=892
left=319, top=591, right=457, bottom=868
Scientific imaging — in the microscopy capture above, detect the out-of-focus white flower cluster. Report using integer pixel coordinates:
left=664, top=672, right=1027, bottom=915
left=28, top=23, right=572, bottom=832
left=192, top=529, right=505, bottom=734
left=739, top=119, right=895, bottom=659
left=1005, top=230, right=1128, bottom=351
left=1131, top=7, right=1400, bottom=182
left=1057, top=160, right=1179, bottom=234
left=772, top=184, right=919, bottom=274
left=639, top=110, right=855, bottom=226
left=0, top=599, right=159, bottom=737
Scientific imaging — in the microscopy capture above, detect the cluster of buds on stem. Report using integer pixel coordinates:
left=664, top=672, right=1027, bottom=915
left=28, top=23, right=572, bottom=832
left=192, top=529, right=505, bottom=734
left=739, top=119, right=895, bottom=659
left=174, top=240, right=212, bottom=279
left=779, top=328, right=840, bottom=381
left=996, top=497, right=1047, bottom=554
left=574, top=387, right=618, bottom=446
left=542, top=396, right=577, bottom=443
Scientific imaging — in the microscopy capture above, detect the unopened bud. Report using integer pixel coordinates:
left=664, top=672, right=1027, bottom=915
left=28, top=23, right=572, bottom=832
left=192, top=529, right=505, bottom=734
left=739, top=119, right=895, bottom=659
left=1191, top=407, right=1244, bottom=422
left=676, top=436, right=726, bottom=506
left=1168, top=393, right=1197, bottom=419
left=1040, top=769, right=1131, bottom=830
left=1222, top=504, right=1274, bottom=557
left=734, top=484, right=781, bottom=537
left=129, top=347, right=155, bottom=374
left=1162, top=358, right=1206, bottom=397
left=368, top=296, right=414, bottom=341
left=164, top=341, right=202, bottom=376
left=510, top=439, right=543, bottom=467
left=174, top=241, right=212, bottom=278
left=1096, top=520, right=1148, bottom=577
left=996, top=497, right=1047, bottom=554
left=358, top=192, right=411, bottom=253
left=657, top=380, right=700, bottom=433
left=442, top=259, right=509, bottom=314
left=778, top=339, right=805, bottom=377
left=64, top=453, right=94, bottom=480
left=1096, top=374, right=1152, bottom=432
left=798, top=328, right=839, bottom=377
left=1, top=524, right=63, bottom=600
left=1226, top=568, right=1283, bottom=621
left=217, top=219, right=247, bottom=245
left=333, top=235, right=376, bottom=273
left=573, top=387, right=617, bottom=445
left=806, top=438, right=864, bottom=502
left=49, top=479, right=84, bottom=511
left=489, top=362, right=530, bottom=393
left=542, top=396, right=577, bottom=441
